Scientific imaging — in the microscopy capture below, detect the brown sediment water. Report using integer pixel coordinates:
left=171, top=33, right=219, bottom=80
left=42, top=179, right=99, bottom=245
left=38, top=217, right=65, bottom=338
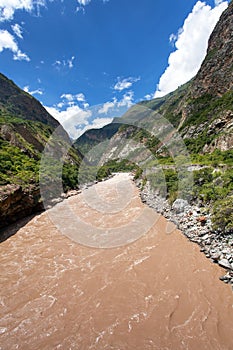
left=0, top=173, right=233, bottom=350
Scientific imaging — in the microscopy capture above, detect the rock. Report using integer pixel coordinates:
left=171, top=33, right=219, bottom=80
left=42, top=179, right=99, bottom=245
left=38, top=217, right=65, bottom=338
left=211, top=253, right=221, bottom=261
left=172, top=199, right=190, bottom=214
left=201, top=234, right=209, bottom=241
left=197, top=216, right=207, bottom=226
left=0, top=184, right=43, bottom=229
left=51, top=197, right=63, bottom=204
left=219, top=276, right=226, bottom=281
left=218, top=259, right=232, bottom=270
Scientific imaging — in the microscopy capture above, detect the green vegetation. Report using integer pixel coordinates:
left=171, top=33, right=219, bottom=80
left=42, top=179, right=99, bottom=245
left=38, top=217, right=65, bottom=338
left=181, top=91, right=233, bottom=130
left=212, top=197, right=233, bottom=234
left=0, top=138, right=39, bottom=187
left=130, top=149, right=233, bottom=233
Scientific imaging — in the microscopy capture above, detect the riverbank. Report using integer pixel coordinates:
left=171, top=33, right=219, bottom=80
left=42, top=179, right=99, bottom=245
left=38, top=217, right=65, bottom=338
left=136, top=180, right=233, bottom=288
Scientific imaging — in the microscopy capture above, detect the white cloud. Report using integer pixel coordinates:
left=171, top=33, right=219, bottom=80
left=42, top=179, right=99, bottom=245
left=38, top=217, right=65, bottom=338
left=215, top=0, right=225, bottom=5
left=98, top=99, right=117, bottom=114
left=77, top=0, right=91, bottom=5
left=53, top=56, right=75, bottom=70
left=117, top=91, right=134, bottom=107
left=80, top=117, right=114, bottom=135
left=154, top=1, right=228, bottom=98
left=144, top=93, right=154, bottom=101
left=14, top=49, right=30, bottom=61
left=45, top=89, right=134, bottom=139
left=0, top=29, right=30, bottom=61
left=169, top=33, right=177, bottom=45
left=76, top=93, right=85, bottom=102
left=114, top=77, right=140, bottom=91
left=0, top=0, right=46, bottom=22
left=68, top=55, right=75, bottom=68
left=61, top=93, right=74, bottom=102
left=46, top=102, right=114, bottom=139
left=60, top=92, right=87, bottom=106
left=98, top=91, right=134, bottom=115
left=0, top=29, right=17, bottom=52
left=45, top=104, right=92, bottom=140
left=90, top=117, right=113, bottom=129
left=11, top=23, right=23, bottom=39
left=23, top=86, right=43, bottom=95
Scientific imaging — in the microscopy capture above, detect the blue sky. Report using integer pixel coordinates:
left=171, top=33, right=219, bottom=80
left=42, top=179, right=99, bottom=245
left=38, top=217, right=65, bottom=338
left=0, top=0, right=229, bottom=138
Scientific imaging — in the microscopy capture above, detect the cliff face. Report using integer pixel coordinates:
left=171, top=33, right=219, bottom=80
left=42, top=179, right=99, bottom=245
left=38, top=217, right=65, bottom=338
left=0, top=74, right=82, bottom=229
left=190, top=0, right=233, bottom=98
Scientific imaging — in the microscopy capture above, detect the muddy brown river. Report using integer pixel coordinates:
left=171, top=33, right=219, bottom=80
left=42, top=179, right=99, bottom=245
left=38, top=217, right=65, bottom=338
left=0, top=173, right=233, bottom=350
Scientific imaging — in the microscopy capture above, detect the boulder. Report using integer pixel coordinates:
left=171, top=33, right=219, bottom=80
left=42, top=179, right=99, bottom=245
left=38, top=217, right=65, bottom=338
left=172, top=199, right=190, bottom=214
left=218, top=259, right=232, bottom=270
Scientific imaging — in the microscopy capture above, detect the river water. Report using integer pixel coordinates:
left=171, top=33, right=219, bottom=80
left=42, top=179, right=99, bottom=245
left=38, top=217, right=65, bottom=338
left=0, top=173, right=233, bottom=350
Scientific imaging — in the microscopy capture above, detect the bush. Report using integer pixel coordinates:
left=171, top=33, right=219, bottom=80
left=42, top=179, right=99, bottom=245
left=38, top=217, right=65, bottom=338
left=212, top=197, right=233, bottom=234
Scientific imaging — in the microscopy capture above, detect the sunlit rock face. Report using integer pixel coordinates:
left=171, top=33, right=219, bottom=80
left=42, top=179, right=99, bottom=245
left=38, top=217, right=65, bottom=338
left=190, top=1, right=233, bottom=98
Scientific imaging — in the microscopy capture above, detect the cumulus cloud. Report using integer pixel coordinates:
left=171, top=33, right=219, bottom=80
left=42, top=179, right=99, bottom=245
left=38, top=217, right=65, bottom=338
left=0, top=0, right=46, bottom=22
left=114, top=77, right=140, bottom=91
left=154, top=0, right=228, bottom=98
left=45, top=104, right=92, bottom=139
left=0, top=29, right=30, bottom=61
left=45, top=89, right=134, bottom=139
left=24, top=86, right=43, bottom=95
left=98, top=99, right=117, bottom=114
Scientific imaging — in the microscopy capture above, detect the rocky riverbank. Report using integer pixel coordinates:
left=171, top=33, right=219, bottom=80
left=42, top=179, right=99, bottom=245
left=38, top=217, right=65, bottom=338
left=0, top=184, right=43, bottom=229
left=137, top=181, right=233, bottom=288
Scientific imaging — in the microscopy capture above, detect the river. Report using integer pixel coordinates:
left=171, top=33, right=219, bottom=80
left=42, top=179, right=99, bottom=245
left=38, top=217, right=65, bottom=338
left=0, top=173, right=233, bottom=349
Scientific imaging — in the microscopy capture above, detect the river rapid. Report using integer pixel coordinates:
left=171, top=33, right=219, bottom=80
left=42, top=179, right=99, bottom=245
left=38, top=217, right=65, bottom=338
left=0, top=173, right=233, bottom=349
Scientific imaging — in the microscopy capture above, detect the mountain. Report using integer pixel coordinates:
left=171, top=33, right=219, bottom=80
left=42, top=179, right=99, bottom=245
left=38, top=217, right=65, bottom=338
left=76, top=1, right=233, bottom=158
left=74, top=120, right=122, bottom=155
left=0, top=73, right=82, bottom=229
left=74, top=1, right=233, bottom=233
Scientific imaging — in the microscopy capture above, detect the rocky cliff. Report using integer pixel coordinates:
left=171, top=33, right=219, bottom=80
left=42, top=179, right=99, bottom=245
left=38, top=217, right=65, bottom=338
left=190, top=0, right=233, bottom=98
left=0, top=73, right=82, bottom=229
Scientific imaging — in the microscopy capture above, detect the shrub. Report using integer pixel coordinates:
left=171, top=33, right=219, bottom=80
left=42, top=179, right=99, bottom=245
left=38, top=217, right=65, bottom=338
left=212, top=197, right=233, bottom=234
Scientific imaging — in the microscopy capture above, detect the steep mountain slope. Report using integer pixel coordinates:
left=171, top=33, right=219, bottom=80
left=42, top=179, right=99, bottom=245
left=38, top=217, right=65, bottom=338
left=0, top=73, right=82, bottom=228
left=0, top=73, right=59, bottom=128
left=77, top=1, right=232, bottom=158
left=75, top=120, right=122, bottom=155
left=74, top=1, right=233, bottom=233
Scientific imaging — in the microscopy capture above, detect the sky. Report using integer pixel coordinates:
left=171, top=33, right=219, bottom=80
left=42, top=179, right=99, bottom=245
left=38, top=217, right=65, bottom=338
left=0, top=0, right=229, bottom=139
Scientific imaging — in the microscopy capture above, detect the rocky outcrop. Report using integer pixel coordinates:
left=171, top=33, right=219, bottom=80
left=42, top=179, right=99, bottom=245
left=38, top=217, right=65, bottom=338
left=0, top=184, right=43, bottom=229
